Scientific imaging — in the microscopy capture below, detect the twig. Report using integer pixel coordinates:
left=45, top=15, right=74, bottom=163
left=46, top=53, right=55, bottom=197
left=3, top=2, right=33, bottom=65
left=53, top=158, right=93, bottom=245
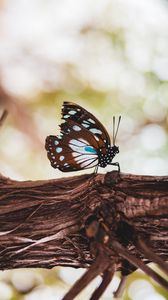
left=136, top=237, right=168, bottom=275
left=89, top=267, right=115, bottom=300
left=111, top=240, right=168, bottom=291
left=0, top=109, right=8, bottom=127
left=62, top=249, right=110, bottom=300
left=113, top=275, right=127, bottom=298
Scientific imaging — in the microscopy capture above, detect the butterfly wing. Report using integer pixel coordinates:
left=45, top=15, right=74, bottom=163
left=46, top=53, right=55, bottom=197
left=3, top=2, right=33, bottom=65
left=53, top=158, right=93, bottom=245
left=45, top=120, right=99, bottom=172
left=62, top=102, right=111, bottom=148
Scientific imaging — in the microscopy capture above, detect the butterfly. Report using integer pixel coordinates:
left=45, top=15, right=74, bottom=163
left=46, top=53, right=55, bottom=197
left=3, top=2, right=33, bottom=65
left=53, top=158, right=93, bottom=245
left=45, top=102, right=121, bottom=173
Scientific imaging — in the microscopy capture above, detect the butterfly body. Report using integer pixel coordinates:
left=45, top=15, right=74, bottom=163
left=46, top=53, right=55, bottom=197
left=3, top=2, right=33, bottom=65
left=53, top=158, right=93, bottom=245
left=98, top=145, right=119, bottom=168
left=45, top=102, right=120, bottom=172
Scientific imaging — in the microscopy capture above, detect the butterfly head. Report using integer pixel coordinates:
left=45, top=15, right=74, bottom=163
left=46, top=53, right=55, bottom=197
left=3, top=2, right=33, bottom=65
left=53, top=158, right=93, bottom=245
left=108, top=144, right=119, bottom=162
left=97, top=116, right=121, bottom=168
left=111, top=145, right=119, bottom=155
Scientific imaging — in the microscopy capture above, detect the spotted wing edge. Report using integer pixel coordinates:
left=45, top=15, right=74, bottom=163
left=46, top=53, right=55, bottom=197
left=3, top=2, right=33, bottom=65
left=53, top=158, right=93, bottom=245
left=61, top=101, right=111, bottom=146
left=45, top=134, right=99, bottom=172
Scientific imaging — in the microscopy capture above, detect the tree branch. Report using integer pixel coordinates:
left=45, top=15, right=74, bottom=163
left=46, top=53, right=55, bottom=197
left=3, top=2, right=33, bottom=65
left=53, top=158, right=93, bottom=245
left=0, top=170, right=168, bottom=300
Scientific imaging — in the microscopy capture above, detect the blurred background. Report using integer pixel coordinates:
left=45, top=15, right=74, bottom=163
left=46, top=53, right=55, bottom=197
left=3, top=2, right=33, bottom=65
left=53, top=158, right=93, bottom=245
left=0, top=0, right=168, bottom=299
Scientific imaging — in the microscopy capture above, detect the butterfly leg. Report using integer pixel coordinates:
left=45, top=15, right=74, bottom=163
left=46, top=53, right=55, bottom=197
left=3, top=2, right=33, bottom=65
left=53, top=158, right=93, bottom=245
left=109, top=162, right=120, bottom=172
left=94, top=165, right=99, bottom=174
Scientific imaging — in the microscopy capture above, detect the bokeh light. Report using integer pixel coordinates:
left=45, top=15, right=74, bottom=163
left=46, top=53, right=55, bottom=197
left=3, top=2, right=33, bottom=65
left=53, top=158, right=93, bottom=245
left=0, top=0, right=168, bottom=299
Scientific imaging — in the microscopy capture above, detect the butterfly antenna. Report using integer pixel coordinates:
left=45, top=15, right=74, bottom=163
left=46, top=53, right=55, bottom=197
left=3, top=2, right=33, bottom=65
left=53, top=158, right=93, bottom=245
left=114, top=116, right=121, bottom=145
left=113, top=116, right=115, bottom=145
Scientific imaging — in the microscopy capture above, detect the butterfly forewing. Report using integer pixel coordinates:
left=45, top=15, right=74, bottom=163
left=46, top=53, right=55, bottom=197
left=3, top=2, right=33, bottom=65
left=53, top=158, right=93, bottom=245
left=62, top=102, right=111, bottom=148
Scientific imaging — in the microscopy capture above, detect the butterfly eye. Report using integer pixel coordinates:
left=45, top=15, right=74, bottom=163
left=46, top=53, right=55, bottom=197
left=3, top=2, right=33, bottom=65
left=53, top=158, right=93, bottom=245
left=112, top=145, right=119, bottom=153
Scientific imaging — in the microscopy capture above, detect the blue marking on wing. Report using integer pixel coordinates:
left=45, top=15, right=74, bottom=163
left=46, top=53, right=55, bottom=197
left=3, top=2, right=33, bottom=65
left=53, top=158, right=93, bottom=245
left=84, top=146, right=97, bottom=154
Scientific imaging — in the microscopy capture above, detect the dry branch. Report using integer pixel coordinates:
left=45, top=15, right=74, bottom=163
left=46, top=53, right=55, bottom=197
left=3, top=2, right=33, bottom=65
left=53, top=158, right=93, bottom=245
left=0, top=171, right=168, bottom=297
left=0, top=109, right=8, bottom=128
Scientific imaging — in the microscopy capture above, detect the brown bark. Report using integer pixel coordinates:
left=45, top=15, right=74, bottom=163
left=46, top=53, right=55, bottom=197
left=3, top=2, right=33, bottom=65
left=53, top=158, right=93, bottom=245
left=0, top=171, right=167, bottom=271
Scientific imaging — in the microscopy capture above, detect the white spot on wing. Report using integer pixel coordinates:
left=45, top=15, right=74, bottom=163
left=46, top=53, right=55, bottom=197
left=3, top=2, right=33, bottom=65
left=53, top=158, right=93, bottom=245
left=90, top=128, right=102, bottom=135
left=80, top=159, right=98, bottom=168
left=70, top=139, right=86, bottom=147
left=60, top=156, right=64, bottom=161
left=73, top=125, right=81, bottom=131
left=88, top=118, right=95, bottom=124
left=56, top=147, right=62, bottom=153
left=69, top=110, right=76, bottom=115
left=54, top=140, right=59, bottom=145
left=74, top=154, right=97, bottom=163
left=72, top=152, right=81, bottom=157
left=70, top=144, right=84, bottom=153
left=79, top=138, right=89, bottom=145
left=82, top=123, right=89, bottom=128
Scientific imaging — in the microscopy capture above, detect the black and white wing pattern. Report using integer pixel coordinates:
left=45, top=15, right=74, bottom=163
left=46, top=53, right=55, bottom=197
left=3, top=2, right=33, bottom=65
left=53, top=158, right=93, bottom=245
left=45, top=119, right=99, bottom=172
left=61, top=102, right=111, bottom=148
left=45, top=102, right=119, bottom=172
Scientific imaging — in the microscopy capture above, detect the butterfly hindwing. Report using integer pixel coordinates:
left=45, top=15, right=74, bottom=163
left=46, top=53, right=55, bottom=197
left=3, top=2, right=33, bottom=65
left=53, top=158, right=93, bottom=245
left=45, top=120, right=99, bottom=172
